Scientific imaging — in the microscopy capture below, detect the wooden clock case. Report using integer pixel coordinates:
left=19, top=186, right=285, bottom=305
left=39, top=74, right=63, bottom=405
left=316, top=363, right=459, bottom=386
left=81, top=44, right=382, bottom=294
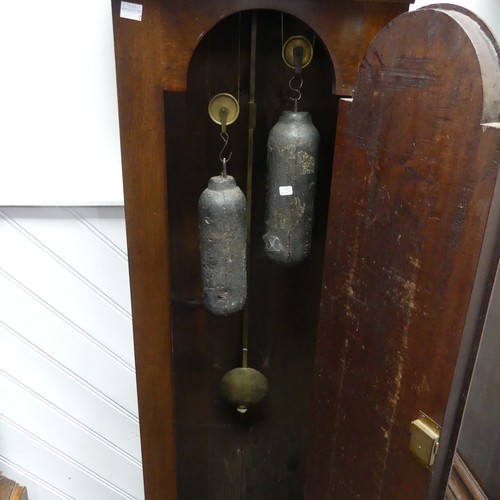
left=111, top=1, right=500, bottom=498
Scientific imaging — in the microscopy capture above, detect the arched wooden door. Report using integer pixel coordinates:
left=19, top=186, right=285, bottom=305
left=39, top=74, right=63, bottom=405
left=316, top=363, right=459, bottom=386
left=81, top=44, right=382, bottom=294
left=306, top=5, right=500, bottom=499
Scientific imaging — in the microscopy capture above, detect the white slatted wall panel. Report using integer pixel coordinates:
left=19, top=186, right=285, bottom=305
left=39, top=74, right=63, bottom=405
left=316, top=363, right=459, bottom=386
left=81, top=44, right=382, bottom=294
left=0, top=207, right=144, bottom=500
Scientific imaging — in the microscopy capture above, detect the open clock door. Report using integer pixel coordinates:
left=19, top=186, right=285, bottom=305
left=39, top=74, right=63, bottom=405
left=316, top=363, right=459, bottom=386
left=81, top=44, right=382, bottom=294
left=306, top=6, right=500, bottom=500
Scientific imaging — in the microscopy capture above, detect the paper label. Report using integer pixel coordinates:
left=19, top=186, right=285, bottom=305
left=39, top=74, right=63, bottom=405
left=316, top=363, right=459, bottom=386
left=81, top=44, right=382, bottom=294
left=120, top=2, right=143, bottom=21
left=279, top=186, right=293, bottom=196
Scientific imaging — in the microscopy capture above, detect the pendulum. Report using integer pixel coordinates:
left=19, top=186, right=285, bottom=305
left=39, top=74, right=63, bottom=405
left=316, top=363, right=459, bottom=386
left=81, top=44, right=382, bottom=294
left=220, top=13, right=268, bottom=413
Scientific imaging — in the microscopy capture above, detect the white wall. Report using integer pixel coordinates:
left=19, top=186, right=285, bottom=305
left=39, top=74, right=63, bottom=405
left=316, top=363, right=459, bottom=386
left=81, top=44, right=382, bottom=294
left=0, top=2, right=123, bottom=205
left=0, top=207, right=143, bottom=499
left=0, top=2, right=143, bottom=499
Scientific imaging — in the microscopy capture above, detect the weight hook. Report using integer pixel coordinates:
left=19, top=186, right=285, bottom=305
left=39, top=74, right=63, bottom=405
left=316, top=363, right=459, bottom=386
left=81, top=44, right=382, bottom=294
left=289, top=75, right=303, bottom=111
left=219, top=131, right=233, bottom=167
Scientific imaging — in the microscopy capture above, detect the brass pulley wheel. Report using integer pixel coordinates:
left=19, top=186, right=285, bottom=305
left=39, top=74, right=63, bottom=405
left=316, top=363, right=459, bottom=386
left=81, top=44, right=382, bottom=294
left=208, top=93, right=240, bottom=126
left=282, top=35, right=313, bottom=69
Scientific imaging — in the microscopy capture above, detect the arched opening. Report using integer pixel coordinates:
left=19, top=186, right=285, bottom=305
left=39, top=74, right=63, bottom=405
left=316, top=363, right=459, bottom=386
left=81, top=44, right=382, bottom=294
left=164, top=10, right=338, bottom=498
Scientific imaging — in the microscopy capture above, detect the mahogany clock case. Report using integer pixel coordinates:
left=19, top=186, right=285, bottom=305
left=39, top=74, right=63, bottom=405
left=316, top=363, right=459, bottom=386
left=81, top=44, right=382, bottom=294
left=109, top=1, right=500, bottom=499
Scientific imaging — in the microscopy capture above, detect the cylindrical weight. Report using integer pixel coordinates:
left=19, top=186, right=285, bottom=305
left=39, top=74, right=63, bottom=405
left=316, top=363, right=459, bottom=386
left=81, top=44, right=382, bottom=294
left=199, top=174, right=246, bottom=316
left=263, top=111, right=320, bottom=265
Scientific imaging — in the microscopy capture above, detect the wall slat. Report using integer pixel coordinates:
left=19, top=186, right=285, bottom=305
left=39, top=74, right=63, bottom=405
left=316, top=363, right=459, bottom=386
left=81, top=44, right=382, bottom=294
left=0, top=207, right=144, bottom=500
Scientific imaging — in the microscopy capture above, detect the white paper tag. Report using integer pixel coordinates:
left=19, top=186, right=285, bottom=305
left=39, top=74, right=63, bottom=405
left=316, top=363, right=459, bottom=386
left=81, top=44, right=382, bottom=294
left=279, top=186, right=293, bottom=196
left=120, top=1, right=143, bottom=21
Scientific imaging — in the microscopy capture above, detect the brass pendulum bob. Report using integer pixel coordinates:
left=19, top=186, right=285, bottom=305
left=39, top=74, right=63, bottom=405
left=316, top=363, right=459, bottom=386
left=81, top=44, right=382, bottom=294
left=220, top=365, right=269, bottom=415
left=219, top=321, right=269, bottom=414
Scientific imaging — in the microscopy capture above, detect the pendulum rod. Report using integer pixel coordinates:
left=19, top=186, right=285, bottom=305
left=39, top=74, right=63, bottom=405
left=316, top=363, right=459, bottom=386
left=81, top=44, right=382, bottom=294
left=219, top=12, right=268, bottom=412
left=242, top=11, right=258, bottom=370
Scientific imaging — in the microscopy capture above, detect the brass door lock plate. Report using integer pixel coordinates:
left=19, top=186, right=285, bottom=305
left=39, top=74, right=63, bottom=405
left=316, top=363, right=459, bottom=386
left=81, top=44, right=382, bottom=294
left=410, top=412, right=441, bottom=469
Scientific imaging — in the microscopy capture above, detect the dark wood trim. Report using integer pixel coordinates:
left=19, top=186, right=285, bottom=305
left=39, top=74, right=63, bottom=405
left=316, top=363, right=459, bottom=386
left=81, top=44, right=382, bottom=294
left=445, top=454, right=488, bottom=500
left=155, top=1, right=409, bottom=94
left=353, top=0, right=414, bottom=3
left=111, top=1, right=178, bottom=498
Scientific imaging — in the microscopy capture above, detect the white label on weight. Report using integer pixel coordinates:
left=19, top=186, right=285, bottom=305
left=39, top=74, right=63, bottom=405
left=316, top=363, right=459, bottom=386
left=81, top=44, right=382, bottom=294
left=120, top=2, right=143, bottom=21
left=279, top=186, right=293, bottom=196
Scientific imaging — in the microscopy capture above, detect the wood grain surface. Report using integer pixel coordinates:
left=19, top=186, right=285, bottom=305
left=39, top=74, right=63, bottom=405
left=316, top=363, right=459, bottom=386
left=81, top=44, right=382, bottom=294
left=306, top=6, right=500, bottom=500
